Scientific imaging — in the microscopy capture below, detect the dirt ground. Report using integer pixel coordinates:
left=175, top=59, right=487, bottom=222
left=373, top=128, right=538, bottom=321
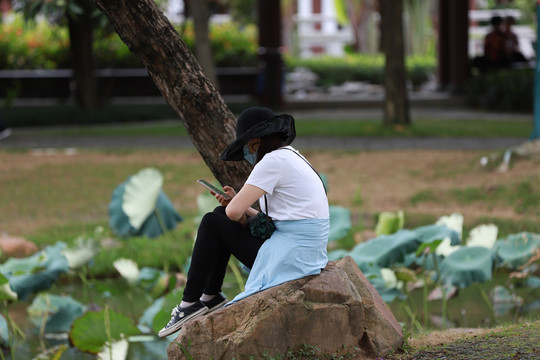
left=1, top=148, right=539, bottom=236
left=387, top=320, right=540, bottom=360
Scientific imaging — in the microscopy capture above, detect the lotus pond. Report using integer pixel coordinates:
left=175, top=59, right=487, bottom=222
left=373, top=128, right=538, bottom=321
left=1, top=168, right=539, bottom=359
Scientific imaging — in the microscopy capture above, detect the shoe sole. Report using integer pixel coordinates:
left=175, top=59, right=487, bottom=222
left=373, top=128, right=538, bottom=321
left=206, top=298, right=229, bottom=314
left=157, top=306, right=209, bottom=338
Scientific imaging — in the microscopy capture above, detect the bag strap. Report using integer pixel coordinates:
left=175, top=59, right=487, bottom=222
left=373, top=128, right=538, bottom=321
left=263, top=194, right=270, bottom=219
left=263, top=194, right=272, bottom=234
left=280, top=147, right=327, bottom=194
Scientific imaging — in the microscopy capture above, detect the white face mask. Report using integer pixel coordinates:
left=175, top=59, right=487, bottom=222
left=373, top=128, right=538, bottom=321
left=243, top=144, right=257, bottom=164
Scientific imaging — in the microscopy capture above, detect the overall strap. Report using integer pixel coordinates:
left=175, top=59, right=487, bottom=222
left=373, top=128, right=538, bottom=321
left=280, top=147, right=327, bottom=194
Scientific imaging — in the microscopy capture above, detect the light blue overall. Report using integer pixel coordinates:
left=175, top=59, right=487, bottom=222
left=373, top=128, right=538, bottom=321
left=228, top=217, right=329, bottom=304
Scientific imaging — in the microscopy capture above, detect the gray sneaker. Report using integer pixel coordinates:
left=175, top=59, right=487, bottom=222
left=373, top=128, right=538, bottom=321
left=158, top=301, right=208, bottom=338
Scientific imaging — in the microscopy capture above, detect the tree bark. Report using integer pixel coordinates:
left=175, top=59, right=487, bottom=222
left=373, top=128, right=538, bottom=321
left=68, top=0, right=98, bottom=109
left=93, top=0, right=251, bottom=190
left=379, top=0, right=411, bottom=126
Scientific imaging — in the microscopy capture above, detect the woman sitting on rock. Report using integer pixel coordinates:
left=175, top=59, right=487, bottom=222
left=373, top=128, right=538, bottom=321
left=158, top=107, right=329, bottom=338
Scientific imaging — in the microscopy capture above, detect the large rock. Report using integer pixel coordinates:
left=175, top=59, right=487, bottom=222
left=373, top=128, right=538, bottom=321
left=167, top=256, right=403, bottom=360
left=0, top=235, right=38, bottom=258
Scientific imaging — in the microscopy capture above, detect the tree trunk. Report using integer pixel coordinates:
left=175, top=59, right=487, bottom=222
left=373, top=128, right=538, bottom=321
left=190, top=0, right=219, bottom=88
left=68, top=0, right=98, bottom=109
left=93, top=0, right=251, bottom=190
left=379, top=0, right=411, bottom=126
left=257, top=0, right=283, bottom=107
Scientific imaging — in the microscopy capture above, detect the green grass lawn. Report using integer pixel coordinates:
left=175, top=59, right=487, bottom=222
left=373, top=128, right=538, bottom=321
left=28, top=117, right=534, bottom=138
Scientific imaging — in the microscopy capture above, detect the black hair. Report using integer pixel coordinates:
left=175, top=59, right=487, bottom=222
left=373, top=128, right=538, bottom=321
left=256, top=132, right=288, bottom=163
left=491, top=15, right=502, bottom=26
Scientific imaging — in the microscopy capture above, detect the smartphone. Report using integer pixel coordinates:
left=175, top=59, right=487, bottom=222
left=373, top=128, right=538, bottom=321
left=197, top=179, right=231, bottom=199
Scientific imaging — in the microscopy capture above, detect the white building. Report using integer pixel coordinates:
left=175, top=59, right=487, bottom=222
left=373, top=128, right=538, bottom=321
left=294, top=0, right=354, bottom=58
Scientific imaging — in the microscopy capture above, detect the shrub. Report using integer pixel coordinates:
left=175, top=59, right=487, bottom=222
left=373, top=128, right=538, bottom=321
left=1, top=13, right=436, bottom=88
left=285, top=53, right=436, bottom=87
left=464, top=68, right=534, bottom=112
left=0, top=13, right=258, bottom=69
left=0, top=15, right=70, bottom=69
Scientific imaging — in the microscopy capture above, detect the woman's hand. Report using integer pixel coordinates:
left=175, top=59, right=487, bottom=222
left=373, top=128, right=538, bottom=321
left=213, top=185, right=236, bottom=206
left=226, top=184, right=266, bottom=222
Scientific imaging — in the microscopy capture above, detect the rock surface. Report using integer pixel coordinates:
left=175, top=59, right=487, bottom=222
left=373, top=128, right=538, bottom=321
left=167, top=256, right=403, bottom=360
left=0, top=235, right=38, bottom=258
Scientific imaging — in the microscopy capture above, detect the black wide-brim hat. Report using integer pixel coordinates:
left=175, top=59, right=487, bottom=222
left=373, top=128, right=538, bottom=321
left=220, top=107, right=296, bottom=161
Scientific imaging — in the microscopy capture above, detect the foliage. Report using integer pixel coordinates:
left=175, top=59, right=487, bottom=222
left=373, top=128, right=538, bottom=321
left=228, top=0, right=257, bottom=25
left=0, top=13, right=258, bottom=70
left=0, top=242, right=69, bottom=301
left=464, top=69, right=534, bottom=112
left=0, top=14, right=70, bottom=69
left=1, top=12, right=435, bottom=87
left=69, top=308, right=140, bottom=354
left=285, top=53, right=436, bottom=87
left=487, top=0, right=537, bottom=24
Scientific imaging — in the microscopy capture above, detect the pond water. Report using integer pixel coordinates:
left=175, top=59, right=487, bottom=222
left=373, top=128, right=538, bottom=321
left=389, top=272, right=540, bottom=330
left=3, top=272, right=539, bottom=359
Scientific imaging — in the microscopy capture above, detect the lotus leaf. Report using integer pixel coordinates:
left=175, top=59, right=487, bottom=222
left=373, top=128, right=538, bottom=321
left=489, top=285, right=523, bottom=317
left=122, top=168, right=163, bottom=229
left=62, top=236, right=99, bottom=270
left=526, top=276, right=540, bottom=289
left=0, top=274, right=16, bottom=301
left=319, top=173, right=329, bottom=192
left=136, top=267, right=170, bottom=297
left=139, top=288, right=184, bottom=334
left=30, top=345, right=69, bottom=359
left=109, top=168, right=182, bottom=238
left=436, top=213, right=463, bottom=239
left=413, top=224, right=460, bottom=245
left=113, top=258, right=139, bottom=285
left=374, top=210, right=404, bottom=236
left=0, top=242, right=69, bottom=300
left=439, top=246, right=494, bottom=288
left=138, top=297, right=164, bottom=333
left=493, top=232, right=540, bottom=269
left=435, top=213, right=464, bottom=256
left=328, top=224, right=459, bottom=275
left=436, top=237, right=462, bottom=257
left=327, top=249, right=350, bottom=262
left=329, top=205, right=351, bottom=242
left=466, top=224, right=498, bottom=249
left=348, top=229, right=420, bottom=271
left=69, top=309, right=140, bottom=354
left=195, top=191, right=220, bottom=225
left=28, top=293, right=86, bottom=333
left=97, top=338, right=129, bottom=360
left=0, top=314, right=7, bottom=347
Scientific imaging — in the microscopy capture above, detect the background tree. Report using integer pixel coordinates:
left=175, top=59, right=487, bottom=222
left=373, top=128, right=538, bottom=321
left=379, top=0, right=411, bottom=126
left=343, top=0, right=378, bottom=53
left=15, top=0, right=100, bottom=109
left=188, top=0, right=218, bottom=88
left=93, top=0, right=251, bottom=190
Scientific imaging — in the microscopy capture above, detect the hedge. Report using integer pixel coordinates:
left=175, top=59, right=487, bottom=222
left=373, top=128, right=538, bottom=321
left=1, top=13, right=436, bottom=87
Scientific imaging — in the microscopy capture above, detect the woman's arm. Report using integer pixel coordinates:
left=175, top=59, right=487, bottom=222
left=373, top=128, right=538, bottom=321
left=225, top=184, right=266, bottom=223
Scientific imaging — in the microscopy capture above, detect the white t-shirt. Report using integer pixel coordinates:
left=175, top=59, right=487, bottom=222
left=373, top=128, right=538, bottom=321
left=245, top=146, right=329, bottom=220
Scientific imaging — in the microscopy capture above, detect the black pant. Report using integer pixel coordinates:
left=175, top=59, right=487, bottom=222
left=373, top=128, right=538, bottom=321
left=182, top=206, right=265, bottom=302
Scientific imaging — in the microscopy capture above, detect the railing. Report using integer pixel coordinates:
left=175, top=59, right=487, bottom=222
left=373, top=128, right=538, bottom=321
left=0, top=67, right=259, bottom=101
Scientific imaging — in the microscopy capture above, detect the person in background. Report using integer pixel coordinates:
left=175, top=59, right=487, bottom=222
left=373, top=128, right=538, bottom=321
left=158, top=107, right=329, bottom=338
left=504, top=16, right=527, bottom=65
left=483, top=15, right=508, bottom=69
